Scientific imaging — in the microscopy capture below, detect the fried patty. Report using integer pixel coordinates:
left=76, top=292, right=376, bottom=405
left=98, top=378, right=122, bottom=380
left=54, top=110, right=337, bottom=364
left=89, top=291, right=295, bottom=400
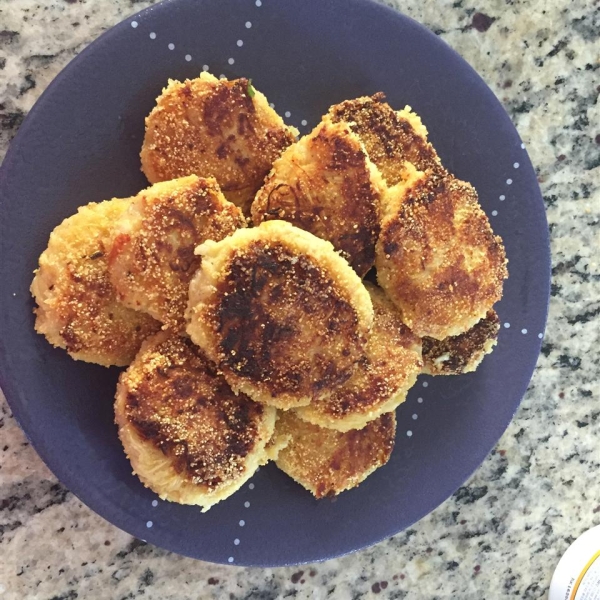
left=326, top=93, right=445, bottom=186
left=30, top=199, right=160, bottom=367
left=273, top=411, right=396, bottom=498
left=251, top=119, right=385, bottom=277
left=422, top=309, right=500, bottom=375
left=140, top=72, right=298, bottom=213
left=186, top=221, right=374, bottom=410
left=107, top=176, right=245, bottom=331
left=376, top=169, right=508, bottom=339
left=115, top=330, right=280, bottom=511
left=295, top=283, right=422, bottom=431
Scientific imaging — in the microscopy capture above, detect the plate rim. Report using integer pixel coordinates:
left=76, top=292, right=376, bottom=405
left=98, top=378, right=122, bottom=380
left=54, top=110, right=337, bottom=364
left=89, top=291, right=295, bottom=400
left=0, top=0, right=551, bottom=566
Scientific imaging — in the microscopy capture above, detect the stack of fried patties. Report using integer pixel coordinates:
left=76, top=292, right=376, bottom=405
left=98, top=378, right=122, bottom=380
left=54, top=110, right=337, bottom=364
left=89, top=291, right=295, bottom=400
left=31, top=73, right=507, bottom=511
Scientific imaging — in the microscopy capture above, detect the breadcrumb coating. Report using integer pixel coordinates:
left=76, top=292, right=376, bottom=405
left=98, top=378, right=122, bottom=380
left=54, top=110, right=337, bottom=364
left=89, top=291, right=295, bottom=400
left=108, top=175, right=245, bottom=330
left=141, top=72, right=298, bottom=213
left=251, top=119, right=385, bottom=277
left=376, top=170, right=507, bottom=339
left=273, top=411, right=396, bottom=498
left=115, top=330, right=280, bottom=511
left=326, top=93, right=445, bottom=186
left=186, top=221, right=374, bottom=410
left=422, top=309, right=500, bottom=375
left=31, top=199, right=160, bottom=366
left=295, top=283, right=422, bottom=431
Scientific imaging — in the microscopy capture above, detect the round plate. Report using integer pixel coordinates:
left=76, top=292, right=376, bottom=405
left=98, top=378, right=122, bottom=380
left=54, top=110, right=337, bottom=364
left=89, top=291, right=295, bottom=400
left=0, top=0, right=550, bottom=566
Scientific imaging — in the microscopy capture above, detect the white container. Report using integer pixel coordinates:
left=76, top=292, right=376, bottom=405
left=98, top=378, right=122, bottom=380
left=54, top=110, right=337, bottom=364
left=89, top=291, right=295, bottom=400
left=549, top=525, right=600, bottom=600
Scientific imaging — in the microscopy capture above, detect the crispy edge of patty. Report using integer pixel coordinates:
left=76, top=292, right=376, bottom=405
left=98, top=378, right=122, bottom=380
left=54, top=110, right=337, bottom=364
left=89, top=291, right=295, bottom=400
left=326, top=93, right=445, bottom=186
left=30, top=198, right=160, bottom=367
left=294, top=283, right=422, bottom=431
left=273, top=410, right=396, bottom=498
left=186, top=220, right=374, bottom=409
left=422, top=309, right=500, bottom=375
left=107, top=175, right=246, bottom=331
left=114, top=330, right=282, bottom=511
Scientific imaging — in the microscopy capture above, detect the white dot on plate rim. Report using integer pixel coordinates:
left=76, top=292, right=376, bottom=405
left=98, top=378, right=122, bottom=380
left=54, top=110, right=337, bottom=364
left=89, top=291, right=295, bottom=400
left=492, top=210, right=498, bottom=216
left=249, top=483, right=255, bottom=490
left=284, top=111, right=291, bottom=118
left=538, top=333, right=543, bottom=339
left=149, top=32, right=156, bottom=40
left=417, top=397, right=423, bottom=403
left=246, top=21, right=252, bottom=28
left=228, top=57, right=235, bottom=65
left=185, top=54, right=192, bottom=62
left=237, top=39, right=244, bottom=47
left=202, top=64, right=209, bottom=71
left=131, top=21, right=138, bottom=28
left=239, top=520, right=245, bottom=527
left=256, top=0, right=262, bottom=6
left=151, top=500, right=158, bottom=507
left=269, top=102, right=275, bottom=108
left=234, top=538, right=240, bottom=545
left=168, top=43, right=175, bottom=50
left=513, top=162, right=520, bottom=169
left=407, top=430, right=413, bottom=437
left=146, top=521, right=153, bottom=528
left=301, top=119, right=308, bottom=126
left=422, top=381, right=428, bottom=388
left=412, top=414, right=418, bottom=420
left=244, top=501, right=250, bottom=508
left=499, top=194, right=505, bottom=201
left=504, top=322, right=511, bottom=328
left=506, top=178, right=513, bottom=185
left=521, top=328, right=528, bottom=334
left=521, top=142, right=526, bottom=149
left=228, top=557, right=234, bottom=563
left=219, top=74, right=226, bottom=80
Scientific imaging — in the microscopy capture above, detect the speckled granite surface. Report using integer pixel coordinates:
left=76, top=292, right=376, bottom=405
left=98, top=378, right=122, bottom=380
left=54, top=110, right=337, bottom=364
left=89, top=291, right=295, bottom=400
left=0, top=0, right=598, bottom=598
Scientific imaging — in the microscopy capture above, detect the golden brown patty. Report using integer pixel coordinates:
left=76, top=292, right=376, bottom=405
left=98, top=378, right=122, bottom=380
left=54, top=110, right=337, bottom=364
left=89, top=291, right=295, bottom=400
left=376, top=169, right=508, bottom=339
left=422, top=309, right=500, bottom=375
left=30, top=199, right=160, bottom=367
left=107, top=176, right=245, bottom=331
left=295, top=284, right=422, bottom=431
left=251, top=119, right=385, bottom=277
left=273, top=411, right=396, bottom=498
left=140, top=72, right=298, bottom=213
left=115, top=330, right=280, bottom=511
left=186, top=221, right=374, bottom=410
left=326, top=93, right=445, bottom=186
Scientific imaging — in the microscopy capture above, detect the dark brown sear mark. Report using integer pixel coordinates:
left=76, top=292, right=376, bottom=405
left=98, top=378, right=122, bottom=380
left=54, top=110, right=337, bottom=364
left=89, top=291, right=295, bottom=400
left=214, top=242, right=364, bottom=400
left=123, top=334, right=265, bottom=487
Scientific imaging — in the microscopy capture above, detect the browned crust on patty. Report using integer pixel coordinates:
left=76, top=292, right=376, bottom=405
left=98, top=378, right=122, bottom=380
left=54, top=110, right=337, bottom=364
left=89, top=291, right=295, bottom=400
left=422, top=309, right=500, bottom=375
left=295, top=283, right=422, bottom=431
left=115, top=330, right=277, bottom=509
left=107, top=176, right=245, bottom=331
left=327, top=93, right=445, bottom=186
left=273, top=411, right=396, bottom=498
left=30, top=199, right=161, bottom=367
left=140, top=73, right=298, bottom=213
left=251, top=120, right=385, bottom=277
left=376, top=170, right=508, bottom=339
left=186, top=221, right=373, bottom=409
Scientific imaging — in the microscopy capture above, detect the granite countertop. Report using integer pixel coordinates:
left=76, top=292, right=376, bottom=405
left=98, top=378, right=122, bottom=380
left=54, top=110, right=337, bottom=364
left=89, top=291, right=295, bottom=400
left=0, top=0, right=598, bottom=598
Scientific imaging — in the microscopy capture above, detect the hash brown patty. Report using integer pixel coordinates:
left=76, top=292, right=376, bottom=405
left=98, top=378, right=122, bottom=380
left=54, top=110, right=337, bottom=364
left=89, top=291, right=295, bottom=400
left=141, top=72, right=298, bottom=213
left=186, top=221, right=374, bottom=410
left=31, top=199, right=160, bottom=366
left=114, top=330, right=279, bottom=511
